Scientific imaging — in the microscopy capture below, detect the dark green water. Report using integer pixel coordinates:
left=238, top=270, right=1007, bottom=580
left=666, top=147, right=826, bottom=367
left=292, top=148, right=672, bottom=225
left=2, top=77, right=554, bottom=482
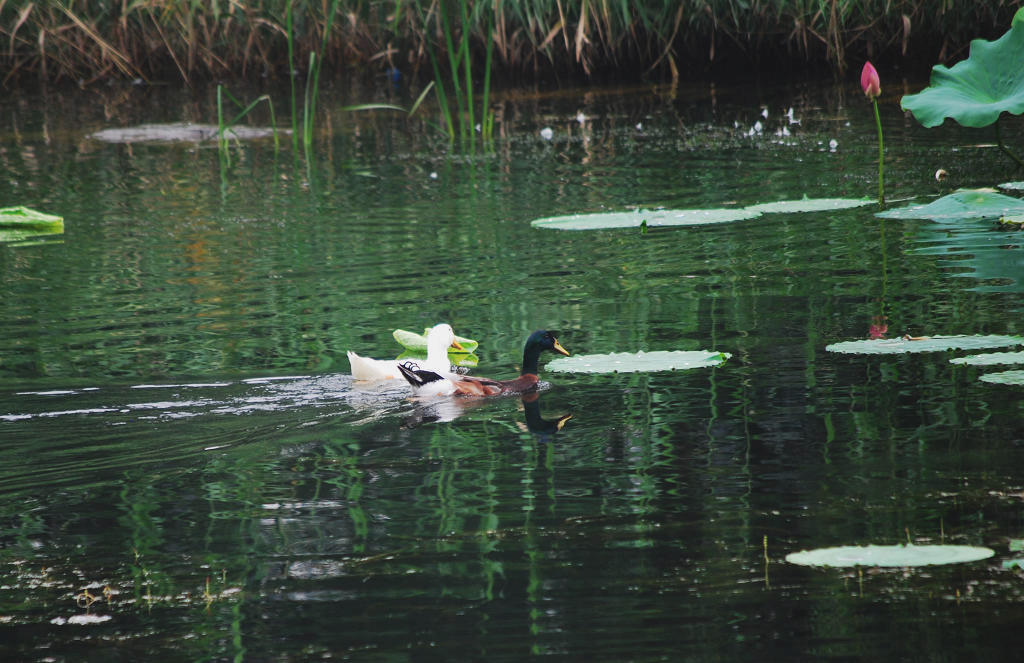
left=2, top=77, right=1024, bottom=661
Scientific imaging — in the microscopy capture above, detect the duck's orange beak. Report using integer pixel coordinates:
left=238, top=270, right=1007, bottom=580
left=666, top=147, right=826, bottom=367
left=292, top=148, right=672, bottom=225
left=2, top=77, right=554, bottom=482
left=450, top=339, right=466, bottom=352
left=552, top=338, right=570, bottom=356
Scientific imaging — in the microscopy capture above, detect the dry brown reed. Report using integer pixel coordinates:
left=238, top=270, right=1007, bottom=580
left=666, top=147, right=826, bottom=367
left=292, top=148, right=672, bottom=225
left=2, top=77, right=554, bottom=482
left=1, top=0, right=1022, bottom=86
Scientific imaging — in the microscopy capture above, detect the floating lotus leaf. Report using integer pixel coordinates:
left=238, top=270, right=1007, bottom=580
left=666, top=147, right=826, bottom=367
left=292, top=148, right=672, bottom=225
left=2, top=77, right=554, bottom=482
left=546, top=350, right=731, bottom=373
left=744, top=197, right=872, bottom=214
left=979, top=369, right=1024, bottom=385
left=950, top=351, right=1024, bottom=366
left=0, top=206, right=64, bottom=231
left=901, top=9, right=1024, bottom=128
left=90, top=122, right=283, bottom=143
left=998, top=181, right=1024, bottom=191
left=392, top=328, right=479, bottom=361
left=826, top=334, right=1024, bottom=354
left=786, top=544, right=994, bottom=568
left=531, top=208, right=758, bottom=231
left=876, top=190, right=1024, bottom=221
left=531, top=197, right=875, bottom=231
left=0, top=206, right=65, bottom=244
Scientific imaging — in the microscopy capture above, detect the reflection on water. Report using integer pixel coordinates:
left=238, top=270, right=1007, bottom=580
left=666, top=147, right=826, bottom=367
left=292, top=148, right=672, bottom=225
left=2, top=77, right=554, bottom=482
left=1, top=79, right=1024, bottom=661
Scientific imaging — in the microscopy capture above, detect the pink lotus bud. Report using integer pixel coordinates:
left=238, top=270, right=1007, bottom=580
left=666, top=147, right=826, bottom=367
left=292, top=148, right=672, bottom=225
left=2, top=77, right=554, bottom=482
left=861, top=62, right=881, bottom=100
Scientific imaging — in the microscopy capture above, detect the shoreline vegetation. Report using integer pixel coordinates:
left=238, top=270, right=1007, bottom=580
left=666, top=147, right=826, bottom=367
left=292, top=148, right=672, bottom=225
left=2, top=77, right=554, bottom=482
left=2, top=1, right=1022, bottom=88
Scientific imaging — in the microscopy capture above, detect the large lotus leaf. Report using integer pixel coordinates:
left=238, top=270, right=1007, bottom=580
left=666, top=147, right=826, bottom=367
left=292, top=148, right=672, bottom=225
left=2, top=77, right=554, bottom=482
left=0, top=206, right=64, bottom=231
left=901, top=10, right=1024, bottom=128
left=786, top=544, right=994, bottom=568
left=744, top=197, right=872, bottom=214
left=950, top=351, right=1024, bottom=366
left=979, top=369, right=1024, bottom=385
left=90, top=123, right=283, bottom=143
left=392, top=328, right=479, bottom=362
left=531, top=208, right=758, bottom=231
left=826, top=334, right=1024, bottom=354
left=876, top=190, right=1024, bottom=221
left=546, top=350, right=730, bottom=373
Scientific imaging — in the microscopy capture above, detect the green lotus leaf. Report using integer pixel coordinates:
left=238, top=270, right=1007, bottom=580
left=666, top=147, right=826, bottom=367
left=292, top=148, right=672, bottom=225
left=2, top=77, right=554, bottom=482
left=0, top=206, right=64, bottom=232
left=876, top=190, right=1024, bottom=221
left=979, top=369, right=1024, bottom=385
left=546, top=350, right=731, bottom=373
left=950, top=351, right=1024, bottom=366
left=786, top=544, right=994, bottom=568
left=998, top=181, right=1024, bottom=191
left=744, top=197, right=873, bottom=214
left=392, top=328, right=479, bottom=356
left=826, top=334, right=1024, bottom=354
left=901, top=10, right=1024, bottom=128
left=531, top=208, right=758, bottom=231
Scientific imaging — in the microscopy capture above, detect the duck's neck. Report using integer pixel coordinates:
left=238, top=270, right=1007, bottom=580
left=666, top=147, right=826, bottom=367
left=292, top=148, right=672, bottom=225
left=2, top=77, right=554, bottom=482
left=521, top=344, right=542, bottom=376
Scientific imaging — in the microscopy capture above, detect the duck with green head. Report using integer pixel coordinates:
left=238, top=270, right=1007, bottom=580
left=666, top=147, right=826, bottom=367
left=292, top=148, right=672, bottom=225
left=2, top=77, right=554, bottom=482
left=397, top=330, right=569, bottom=397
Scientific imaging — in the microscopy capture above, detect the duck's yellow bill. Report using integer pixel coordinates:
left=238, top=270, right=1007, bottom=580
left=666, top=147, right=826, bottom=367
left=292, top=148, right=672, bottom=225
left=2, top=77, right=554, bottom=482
left=450, top=340, right=466, bottom=351
left=552, top=339, right=570, bottom=356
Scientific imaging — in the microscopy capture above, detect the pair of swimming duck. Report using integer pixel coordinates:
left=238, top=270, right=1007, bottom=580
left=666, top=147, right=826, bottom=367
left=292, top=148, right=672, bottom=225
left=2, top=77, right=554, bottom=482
left=347, top=324, right=569, bottom=397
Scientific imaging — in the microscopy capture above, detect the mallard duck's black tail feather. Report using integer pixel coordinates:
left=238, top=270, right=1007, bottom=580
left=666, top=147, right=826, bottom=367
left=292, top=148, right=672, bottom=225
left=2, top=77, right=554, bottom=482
left=397, top=361, right=446, bottom=388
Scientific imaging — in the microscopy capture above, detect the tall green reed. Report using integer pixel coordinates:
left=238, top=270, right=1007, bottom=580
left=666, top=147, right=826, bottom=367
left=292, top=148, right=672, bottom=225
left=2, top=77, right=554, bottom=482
left=415, top=0, right=495, bottom=145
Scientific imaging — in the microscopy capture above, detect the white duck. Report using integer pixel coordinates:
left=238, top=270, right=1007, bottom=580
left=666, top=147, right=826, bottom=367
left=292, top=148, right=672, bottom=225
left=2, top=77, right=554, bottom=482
left=347, top=323, right=464, bottom=381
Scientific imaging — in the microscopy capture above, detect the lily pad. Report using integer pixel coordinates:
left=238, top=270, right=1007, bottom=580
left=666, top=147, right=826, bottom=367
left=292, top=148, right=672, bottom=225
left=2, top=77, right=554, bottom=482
left=979, top=370, right=1024, bottom=385
left=0, top=206, right=65, bottom=244
left=531, top=208, right=758, bottom=231
left=998, top=181, right=1024, bottom=192
left=0, top=206, right=64, bottom=231
left=744, top=197, right=873, bottom=214
left=901, top=9, right=1024, bottom=128
left=89, top=122, right=284, bottom=144
left=950, top=351, right=1024, bottom=366
left=786, top=544, right=994, bottom=568
left=392, top=328, right=479, bottom=361
left=826, top=334, right=1024, bottom=354
left=876, top=190, right=1024, bottom=221
left=531, top=197, right=872, bottom=231
left=546, top=350, right=731, bottom=373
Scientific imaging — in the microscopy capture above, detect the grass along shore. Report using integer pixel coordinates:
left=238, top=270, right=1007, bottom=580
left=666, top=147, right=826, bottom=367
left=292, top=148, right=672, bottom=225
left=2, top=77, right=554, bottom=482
left=2, top=1, right=1023, bottom=87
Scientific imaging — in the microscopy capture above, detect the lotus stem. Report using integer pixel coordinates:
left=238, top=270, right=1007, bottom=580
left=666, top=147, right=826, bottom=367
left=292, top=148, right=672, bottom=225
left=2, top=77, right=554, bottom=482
left=871, top=98, right=885, bottom=207
left=995, top=119, right=1024, bottom=170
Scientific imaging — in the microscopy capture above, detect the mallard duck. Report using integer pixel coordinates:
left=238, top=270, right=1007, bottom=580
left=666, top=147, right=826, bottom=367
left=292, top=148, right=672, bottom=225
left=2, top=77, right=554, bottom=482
left=348, top=323, right=464, bottom=381
left=397, top=330, right=569, bottom=396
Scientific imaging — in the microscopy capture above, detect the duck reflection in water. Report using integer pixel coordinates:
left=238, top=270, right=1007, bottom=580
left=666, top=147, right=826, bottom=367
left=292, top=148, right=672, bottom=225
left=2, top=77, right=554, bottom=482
left=518, top=392, right=572, bottom=439
left=402, top=392, right=571, bottom=436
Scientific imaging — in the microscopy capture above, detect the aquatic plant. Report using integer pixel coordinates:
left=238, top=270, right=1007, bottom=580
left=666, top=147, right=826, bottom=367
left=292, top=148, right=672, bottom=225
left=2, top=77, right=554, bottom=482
left=901, top=8, right=1024, bottom=169
left=413, top=0, right=495, bottom=144
left=3, top=2, right=1022, bottom=85
left=861, top=61, right=885, bottom=206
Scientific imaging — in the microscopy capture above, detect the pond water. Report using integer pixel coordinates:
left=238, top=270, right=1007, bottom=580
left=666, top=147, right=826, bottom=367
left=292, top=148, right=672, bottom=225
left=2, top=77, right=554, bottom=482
left=2, top=76, right=1024, bottom=661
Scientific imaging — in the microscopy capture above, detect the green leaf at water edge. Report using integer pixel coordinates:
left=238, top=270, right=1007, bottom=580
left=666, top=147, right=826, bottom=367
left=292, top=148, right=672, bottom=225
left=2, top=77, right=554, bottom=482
left=876, top=190, right=1024, bottom=222
left=546, top=350, right=731, bottom=374
left=0, top=206, right=64, bottom=231
left=825, top=334, right=1024, bottom=355
left=901, top=10, right=1024, bottom=128
left=786, top=544, right=994, bottom=568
